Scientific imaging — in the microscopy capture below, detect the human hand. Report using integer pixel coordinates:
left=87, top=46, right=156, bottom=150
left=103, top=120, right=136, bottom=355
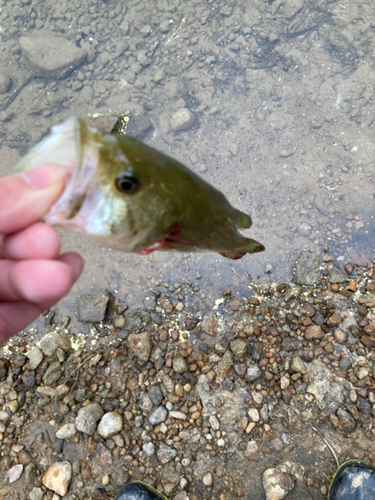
left=0, top=165, right=84, bottom=345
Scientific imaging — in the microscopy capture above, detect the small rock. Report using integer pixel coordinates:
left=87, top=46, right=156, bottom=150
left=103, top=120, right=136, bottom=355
left=328, top=267, right=348, bottom=284
left=157, top=444, right=177, bottom=464
left=26, top=345, right=44, bottom=369
left=143, top=442, right=155, bottom=456
left=248, top=408, right=260, bottom=422
left=128, top=331, right=152, bottom=363
left=353, top=360, right=371, bottom=380
left=123, top=103, right=154, bottom=138
left=337, top=408, right=356, bottom=434
left=185, top=317, right=199, bottom=330
left=75, top=402, right=104, bottom=435
left=334, top=328, right=347, bottom=344
left=39, top=331, right=71, bottom=357
left=245, top=440, right=259, bottom=459
left=209, top=415, right=220, bottom=430
left=148, top=385, right=163, bottom=406
left=43, top=361, right=63, bottom=385
left=173, top=354, right=188, bottom=374
left=297, top=223, right=311, bottom=237
left=280, top=376, right=290, bottom=389
left=29, top=487, right=44, bottom=500
left=290, top=356, right=306, bottom=374
left=245, top=365, right=262, bottom=382
left=149, top=406, right=168, bottom=425
left=6, top=464, right=23, bottom=483
left=305, top=325, right=324, bottom=340
left=339, top=356, right=353, bottom=371
left=0, top=358, right=10, bottom=380
left=19, top=32, right=86, bottom=79
left=202, top=472, right=213, bottom=486
left=292, top=249, right=320, bottom=285
left=230, top=339, right=248, bottom=358
left=170, top=108, right=195, bottom=132
left=97, top=411, right=123, bottom=438
left=262, top=468, right=294, bottom=500
left=140, top=392, right=153, bottom=412
left=217, top=350, right=233, bottom=376
left=42, top=461, right=72, bottom=496
left=76, top=291, right=109, bottom=322
left=56, top=424, right=77, bottom=439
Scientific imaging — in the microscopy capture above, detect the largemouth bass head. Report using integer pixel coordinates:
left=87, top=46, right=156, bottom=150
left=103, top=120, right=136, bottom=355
left=14, top=117, right=176, bottom=251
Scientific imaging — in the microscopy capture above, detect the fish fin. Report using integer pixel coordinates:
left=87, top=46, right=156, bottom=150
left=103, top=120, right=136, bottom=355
left=219, top=251, right=246, bottom=260
left=219, top=239, right=265, bottom=260
left=235, top=210, right=252, bottom=229
left=138, top=240, right=164, bottom=254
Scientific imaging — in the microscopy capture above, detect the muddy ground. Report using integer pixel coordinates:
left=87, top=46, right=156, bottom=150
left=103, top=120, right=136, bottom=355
left=0, top=0, right=375, bottom=499
left=1, top=253, right=375, bottom=499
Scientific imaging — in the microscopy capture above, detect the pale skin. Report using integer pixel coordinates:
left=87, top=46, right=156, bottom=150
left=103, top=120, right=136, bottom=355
left=0, top=165, right=84, bottom=345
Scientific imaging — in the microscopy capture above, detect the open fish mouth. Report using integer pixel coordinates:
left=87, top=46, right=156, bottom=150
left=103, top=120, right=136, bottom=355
left=14, top=118, right=111, bottom=236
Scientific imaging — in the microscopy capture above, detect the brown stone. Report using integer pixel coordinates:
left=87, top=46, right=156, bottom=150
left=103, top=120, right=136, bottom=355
left=305, top=325, right=324, bottom=340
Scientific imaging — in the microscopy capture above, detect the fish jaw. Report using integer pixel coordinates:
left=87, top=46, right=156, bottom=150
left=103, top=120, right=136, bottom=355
left=13, top=117, right=78, bottom=174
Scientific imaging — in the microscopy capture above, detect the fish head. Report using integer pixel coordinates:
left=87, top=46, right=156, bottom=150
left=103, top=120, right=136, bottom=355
left=14, top=117, right=176, bottom=251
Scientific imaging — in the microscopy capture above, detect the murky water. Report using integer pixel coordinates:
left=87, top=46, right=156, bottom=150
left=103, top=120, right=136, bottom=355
left=0, top=0, right=374, bottom=324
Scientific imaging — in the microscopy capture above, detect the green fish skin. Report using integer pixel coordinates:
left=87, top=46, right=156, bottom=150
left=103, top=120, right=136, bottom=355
left=14, top=117, right=265, bottom=260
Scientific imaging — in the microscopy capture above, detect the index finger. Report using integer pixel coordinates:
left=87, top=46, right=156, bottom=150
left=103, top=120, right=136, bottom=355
left=0, top=165, right=66, bottom=235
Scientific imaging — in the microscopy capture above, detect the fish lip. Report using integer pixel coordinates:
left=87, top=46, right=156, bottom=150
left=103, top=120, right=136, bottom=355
left=43, top=118, right=105, bottom=232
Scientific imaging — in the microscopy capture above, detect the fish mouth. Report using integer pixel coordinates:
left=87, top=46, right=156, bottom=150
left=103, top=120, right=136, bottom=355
left=14, top=117, right=109, bottom=235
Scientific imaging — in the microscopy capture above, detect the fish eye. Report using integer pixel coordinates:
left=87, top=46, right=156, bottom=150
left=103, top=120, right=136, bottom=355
left=115, top=175, right=140, bottom=193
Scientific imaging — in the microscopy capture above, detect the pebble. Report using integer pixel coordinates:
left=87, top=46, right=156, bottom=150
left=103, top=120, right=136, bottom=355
left=43, top=361, right=63, bottom=385
left=280, top=375, right=290, bottom=389
left=209, top=415, right=220, bottom=430
left=353, top=360, right=371, bottom=380
left=19, top=33, right=86, bottom=79
left=292, top=249, right=320, bottom=285
left=26, top=345, right=44, bottom=369
left=29, top=487, right=44, bottom=500
left=334, top=328, right=347, bottom=343
left=148, top=385, right=164, bottom=405
left=140, top=392, right=153, bottom=412
left=97, top=411, right=123, bottom=438
left=170, top=108, right=195, bottom=132
left=298, top=223, right=311, bottom=236
left=128, top=331, right=152, bottom=363
left=76, top=291, right=109, bottom=322
left=202, top=472, right=213, bottom=486
left=245, top=440, right=259, bottom=458
left=248, top=408, right=260, bottom=422
left=75, top=403, right=104, bottom=435
left=305, top=325, right=324, bottom=340
left=6, top=464, right=23, bottom=483
left=230, top=339, right=248, bottom=358
left=143, top=442, right=155, bottom=456
left=42, top=461, right=72, bottom=496
left=0, top=358, right=10, bottom=380
left=290, top=356, right=306, bottom=374
left=157, top=444, right=177, bottom=464
left=56, top=423, right=77, bottom=439
left=328, top=268, right=348, bottom=284
left=173, top=354, right=188, bottom=373
left=245, top=365, right=262, bottom=381
left=149, top=406, right=168, bottom=425
left=262, top=468, right=294, bottom=500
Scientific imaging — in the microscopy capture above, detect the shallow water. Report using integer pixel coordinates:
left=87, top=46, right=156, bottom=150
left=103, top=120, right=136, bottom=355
left=0, top=0, right=374, bottom=322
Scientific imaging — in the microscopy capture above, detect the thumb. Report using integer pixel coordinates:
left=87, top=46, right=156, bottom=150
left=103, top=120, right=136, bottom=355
left=0, top=165, right=66, bottom=235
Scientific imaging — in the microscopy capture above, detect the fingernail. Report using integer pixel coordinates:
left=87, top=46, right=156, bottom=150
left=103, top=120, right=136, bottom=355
left=20, top=165, right=67, bottom=189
